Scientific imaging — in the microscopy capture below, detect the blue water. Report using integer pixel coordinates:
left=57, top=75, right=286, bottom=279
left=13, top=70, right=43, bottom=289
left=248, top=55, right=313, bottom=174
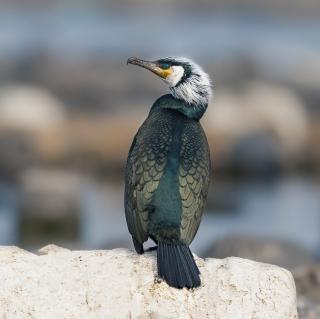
left=0, top=183, right=19, bottom=245
left=0, top=177, right=319, bottom=255
left=191, top=177, right=320, bottom=255
left=0, top=7, right=319, bottom=66
left=77, top=176, right=320, bottom=256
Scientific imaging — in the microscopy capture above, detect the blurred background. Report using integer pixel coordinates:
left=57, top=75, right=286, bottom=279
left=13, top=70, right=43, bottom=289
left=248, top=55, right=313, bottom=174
left=0, top=0, right=319, bottom=316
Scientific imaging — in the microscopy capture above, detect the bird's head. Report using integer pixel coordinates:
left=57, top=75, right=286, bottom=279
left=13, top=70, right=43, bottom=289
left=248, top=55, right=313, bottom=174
left=127, top=57, right=212, bottom=113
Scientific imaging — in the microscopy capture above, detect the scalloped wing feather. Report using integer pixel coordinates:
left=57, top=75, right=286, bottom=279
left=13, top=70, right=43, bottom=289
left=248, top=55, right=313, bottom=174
left=125, top=111, right=172, bottom=244
left=179, top=122, right=210, bottom=245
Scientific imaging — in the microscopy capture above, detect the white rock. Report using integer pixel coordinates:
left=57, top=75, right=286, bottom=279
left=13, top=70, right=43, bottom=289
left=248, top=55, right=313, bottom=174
left=0, top=245, right=298, bottom=319
left=0, top=85, right=66, bottom=131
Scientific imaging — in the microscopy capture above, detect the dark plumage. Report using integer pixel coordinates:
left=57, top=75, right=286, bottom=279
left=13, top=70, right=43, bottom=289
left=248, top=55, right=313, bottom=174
left=125, top=57, right=211, bottom=289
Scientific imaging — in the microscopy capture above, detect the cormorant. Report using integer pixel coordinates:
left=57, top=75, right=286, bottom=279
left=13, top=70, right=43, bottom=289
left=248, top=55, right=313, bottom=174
left=125, top=56, right=212, bottom=289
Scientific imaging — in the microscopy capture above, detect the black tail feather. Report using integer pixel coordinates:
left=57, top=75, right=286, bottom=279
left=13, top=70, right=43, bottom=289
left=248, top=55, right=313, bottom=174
left=157, top=242, right=201, bottom=289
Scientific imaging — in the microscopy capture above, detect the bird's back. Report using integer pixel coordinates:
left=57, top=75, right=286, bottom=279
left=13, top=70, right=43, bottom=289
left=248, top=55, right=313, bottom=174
left=125, top=96, right=210, bottom=246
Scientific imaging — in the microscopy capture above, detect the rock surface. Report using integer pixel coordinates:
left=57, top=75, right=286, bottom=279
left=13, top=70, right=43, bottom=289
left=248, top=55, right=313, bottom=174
left=0, top=245, right=298, bottom=319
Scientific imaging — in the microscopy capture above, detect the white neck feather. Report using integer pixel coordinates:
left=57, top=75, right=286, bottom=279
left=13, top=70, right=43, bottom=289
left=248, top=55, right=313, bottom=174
left=166, top=58, right=212, bottom=107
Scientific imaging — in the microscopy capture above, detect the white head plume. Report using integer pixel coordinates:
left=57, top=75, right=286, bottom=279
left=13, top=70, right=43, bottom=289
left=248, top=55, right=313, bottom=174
left=162, top=57, right=212, bottom=107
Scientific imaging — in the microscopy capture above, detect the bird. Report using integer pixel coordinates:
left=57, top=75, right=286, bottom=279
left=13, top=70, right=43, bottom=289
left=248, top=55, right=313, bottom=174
left=125, top=56, right=212, bottom=289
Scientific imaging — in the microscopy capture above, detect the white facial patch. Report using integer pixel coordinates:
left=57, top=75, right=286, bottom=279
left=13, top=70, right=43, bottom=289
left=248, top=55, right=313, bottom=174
left=159, top=56, right=212, bottom=107
left=164, top=65, right=184, bottom=87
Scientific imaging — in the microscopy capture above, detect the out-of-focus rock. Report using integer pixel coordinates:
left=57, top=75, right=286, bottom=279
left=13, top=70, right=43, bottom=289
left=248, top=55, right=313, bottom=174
left=19, top=169, right=85, bottom=247
left=0, top=132, right=36, bottom=179
left=229, top=133, right=283, bottom=176
left=294, top=264, right=320, bottom=303
left=244, top=82, right=309, bottom=157
left=0, top=245, right=298, bottom=319
left=0, top=85, right=68, bottom=167
left=0, top=85, right=66, bottom=131
left=204, top=82, right=310, bottom=171
left=18, top=169, right=127, bottom=249
left=65, top=111, right=144, bottom=168
left=20, top=168, right=83, bottom=218
left=297, top=295, right=320, bottom=319
left=0, top=79, right=316, bottom=176
left=0, top=81, right=316, bottom=175
left=205, top=235, right=314, bottom=270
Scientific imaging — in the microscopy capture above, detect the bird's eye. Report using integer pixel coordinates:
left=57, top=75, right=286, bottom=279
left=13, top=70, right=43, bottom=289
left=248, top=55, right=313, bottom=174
left=161, top=63, right=170, bottom=70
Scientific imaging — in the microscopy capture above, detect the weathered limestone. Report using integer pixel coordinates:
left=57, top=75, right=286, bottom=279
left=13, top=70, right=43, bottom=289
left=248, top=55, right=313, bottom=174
left=0, top=245, right=298, bottom=319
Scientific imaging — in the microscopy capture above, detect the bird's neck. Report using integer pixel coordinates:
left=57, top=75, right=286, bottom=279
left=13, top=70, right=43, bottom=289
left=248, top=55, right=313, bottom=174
left=150, top=94, right=207, bottom=120
left=168, top=67, right=212, bottom=116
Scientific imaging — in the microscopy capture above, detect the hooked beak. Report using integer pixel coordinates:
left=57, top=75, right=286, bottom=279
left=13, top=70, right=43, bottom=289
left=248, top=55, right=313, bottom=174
left=127, top=57, right=167, bottom=78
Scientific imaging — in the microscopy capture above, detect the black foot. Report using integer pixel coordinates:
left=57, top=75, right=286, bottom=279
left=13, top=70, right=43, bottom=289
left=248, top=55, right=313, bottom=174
left=146, top=246, right=157, bottom=252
